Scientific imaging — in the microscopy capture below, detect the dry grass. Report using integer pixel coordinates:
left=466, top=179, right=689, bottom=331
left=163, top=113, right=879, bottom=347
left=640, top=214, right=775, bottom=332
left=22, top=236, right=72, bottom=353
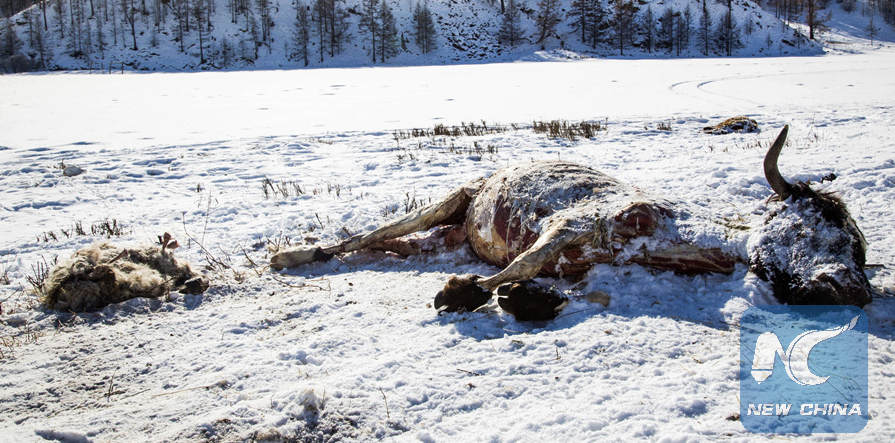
left=381, top=191, right=431, bottom=219
left=393, top=121, right=512, bottom=140
left=38, top=219, right=130, bottom=243
left=0, top=321, right=44, bottom=360
left=26, top=255, right=56, bottom=294
left=261, top=177, right=347, bottom=200
left=531, top=119, right=607, bottom=141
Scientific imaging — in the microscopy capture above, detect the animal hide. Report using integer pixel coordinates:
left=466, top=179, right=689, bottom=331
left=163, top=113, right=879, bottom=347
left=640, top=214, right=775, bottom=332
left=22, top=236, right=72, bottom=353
left=40, top=242, right=209, bottom=312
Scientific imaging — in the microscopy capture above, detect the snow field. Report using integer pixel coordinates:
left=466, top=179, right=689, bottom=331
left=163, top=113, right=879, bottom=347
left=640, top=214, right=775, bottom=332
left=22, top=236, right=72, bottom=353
left=2, top=49, right=895, bottom=441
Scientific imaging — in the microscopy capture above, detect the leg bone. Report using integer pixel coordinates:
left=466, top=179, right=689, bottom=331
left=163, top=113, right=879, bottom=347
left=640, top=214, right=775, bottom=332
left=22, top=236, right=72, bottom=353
left=271, top=181, right=479, bottom=270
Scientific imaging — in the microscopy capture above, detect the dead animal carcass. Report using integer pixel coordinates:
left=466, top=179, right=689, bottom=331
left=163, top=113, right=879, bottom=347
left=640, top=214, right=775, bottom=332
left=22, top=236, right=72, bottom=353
left=41, top=237, right=208, bottom=312
left=272, top=126, right=872, bottom=320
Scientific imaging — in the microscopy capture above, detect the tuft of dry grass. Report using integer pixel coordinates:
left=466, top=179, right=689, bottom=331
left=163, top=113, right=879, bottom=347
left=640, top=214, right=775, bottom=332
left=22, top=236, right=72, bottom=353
left=262, top=177, right=304, bottom=199
left=26, top=256, right=56, bottom=294
left=393, top=121, right=511, bottom=140
left=0, top=321, right=44, bottom=360
left=532, top=119, right=606, bottom=141
left=38, top=219, right=130, bottom=243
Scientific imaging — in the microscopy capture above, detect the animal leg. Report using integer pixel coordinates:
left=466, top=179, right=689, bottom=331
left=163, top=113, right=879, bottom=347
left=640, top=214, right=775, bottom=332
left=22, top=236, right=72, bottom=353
left=477, top=221, right=587, bottom=291
left=434, top=220, right=587, bottom=319
left=271, top=180, right=480, bottom=270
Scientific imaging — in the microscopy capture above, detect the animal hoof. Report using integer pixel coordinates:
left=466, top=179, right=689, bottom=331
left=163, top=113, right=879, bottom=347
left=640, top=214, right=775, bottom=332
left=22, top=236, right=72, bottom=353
left=270, top=246, right=333, bottom=270
left=182, top=277, right=210, bottom=294
left=497, top=281, right=567, bottom=321
left=434, top=274, right=491, bottom=313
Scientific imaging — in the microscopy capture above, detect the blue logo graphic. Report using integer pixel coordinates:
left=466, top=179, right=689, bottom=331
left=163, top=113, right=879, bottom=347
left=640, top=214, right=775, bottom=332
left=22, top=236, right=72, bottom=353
left=740, top=306, right=868, bottom=433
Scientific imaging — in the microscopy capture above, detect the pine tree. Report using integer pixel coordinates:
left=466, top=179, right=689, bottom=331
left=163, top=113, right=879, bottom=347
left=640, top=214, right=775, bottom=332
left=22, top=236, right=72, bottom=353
left=68, top=0, right=87, bottom=57
left=803, top=0, right=831, bottom=40
left=568, top=0, right=605, bottom=49
left=534, top=0, right=561, bottom=47
left=312, top=0, right=350, bottom=59
left=675, top=5, right=692, bottom=56
left=193, top=0, right=207, bottom=63
left=866, top=13, right=880, bottom=45
left=641, top=5, right=656, bottom=53
left=413, top=2, right=436, bottom=53
left=696, top=0, right=711, bottom=56
left=714, top=0, right=742, bottom=56
left=359, top=0, right=379, bottom=62
left=1, top=17, right=22, bottom=58
left=292, top=2, right=311, bottom=66
left=256, top=0, right=273, bottom=51
left=313, top=0, right=326, bottom=62
left=247, top=9, right=261, bottom=60
left=498, top=0, right=524, bottom=47
left=29, top=9, right=53, bottom=68
left=612, top=0, right=636, bottom=56
left=658, top=8, right=675, bottom=53
left=2, top=17, right=30, bottom=72
left=95, top=9, right=106, bottom=57
left=569, top=0, right=590, bottom=44
left=377, top=0, right=398, bottom=62
left=120, top=0, right=138, bottom=50
left=52, top=0, right=65, bottom=40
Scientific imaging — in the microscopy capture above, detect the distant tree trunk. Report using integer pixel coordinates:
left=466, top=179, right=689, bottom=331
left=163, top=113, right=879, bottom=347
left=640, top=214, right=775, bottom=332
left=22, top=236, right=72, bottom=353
left=193, top=0, right=205, bottom=62
left=866, top=13, right=880, bottom=45
left=642, top=5, right=655, bottom=53
left=804, top=0, right=831, bottom=40
left=535, top=0, right=561, bottom=47
left=42, top=0, right=49, bottom=31
left=292, top=2, right=311, bottom=66
left=612, top=0, right=635, bottom=56
left=53, top=0, right=65, bottom=40
left=413, top=2, right=436, bottom=53
left=569, top=0, right=588, bottom=44
left=377, top=0, right=397, bottom=62
left=120, top=0, right=137, bottom=50
left=498, top=0, right=523, bottom=47
left=697, top=0, right=711, bottom=56
left=658, top=7, right=675, bottom=53
left=359, top=0, right=378, bottom=62
left=313, top=0, right=325, bottom=62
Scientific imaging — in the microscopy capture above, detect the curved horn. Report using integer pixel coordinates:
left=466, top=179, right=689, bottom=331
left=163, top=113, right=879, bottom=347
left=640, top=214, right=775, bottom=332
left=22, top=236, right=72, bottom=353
left=764, top=125, right=793, bottom=200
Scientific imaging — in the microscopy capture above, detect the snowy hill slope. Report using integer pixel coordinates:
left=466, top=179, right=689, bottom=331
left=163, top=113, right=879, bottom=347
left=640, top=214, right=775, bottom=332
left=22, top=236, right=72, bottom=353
left=2, top=0, right=828, bottom=72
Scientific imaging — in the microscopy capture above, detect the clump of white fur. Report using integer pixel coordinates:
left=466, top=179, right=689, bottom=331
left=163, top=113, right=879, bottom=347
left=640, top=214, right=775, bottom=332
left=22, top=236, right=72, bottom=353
left=40, top=241, right=208, bottom=312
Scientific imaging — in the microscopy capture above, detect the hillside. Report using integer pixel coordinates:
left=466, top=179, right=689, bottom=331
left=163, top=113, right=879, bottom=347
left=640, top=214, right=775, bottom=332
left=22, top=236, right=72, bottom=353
left=0, top=0, right=835, bottom=72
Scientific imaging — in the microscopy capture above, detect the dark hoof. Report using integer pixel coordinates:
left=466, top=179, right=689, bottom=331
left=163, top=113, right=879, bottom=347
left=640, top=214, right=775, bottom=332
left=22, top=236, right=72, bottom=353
left=497, top=281, right=566, bottom=321
left=181, top=277, right=210, bottom=294
left=434, top=274, right=492, bottom=313
left=270, top=246, right=334, bottom=271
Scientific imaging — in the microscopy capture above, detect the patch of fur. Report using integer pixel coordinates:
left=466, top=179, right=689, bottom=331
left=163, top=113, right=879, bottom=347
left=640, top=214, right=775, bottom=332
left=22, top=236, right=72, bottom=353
left=40, top=242, right=208, bottom=312
left=748, top=183, right=870, bottom=305
left=703, top=116, right=760, bottom=135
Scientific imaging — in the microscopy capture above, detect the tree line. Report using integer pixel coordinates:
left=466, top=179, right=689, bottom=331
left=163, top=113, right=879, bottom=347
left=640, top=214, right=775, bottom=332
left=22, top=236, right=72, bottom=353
left=2, top=0, right=893, bottom=72
left=501, top=0, right=892, bottom=56
left=1, top=0, right=440, bottom=70
left=498, top=0, right=745, bottom=56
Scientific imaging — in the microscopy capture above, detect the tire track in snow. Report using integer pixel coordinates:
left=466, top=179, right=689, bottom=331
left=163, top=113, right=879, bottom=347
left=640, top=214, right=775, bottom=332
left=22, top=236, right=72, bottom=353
left=668, top=66, right=888, bottom=111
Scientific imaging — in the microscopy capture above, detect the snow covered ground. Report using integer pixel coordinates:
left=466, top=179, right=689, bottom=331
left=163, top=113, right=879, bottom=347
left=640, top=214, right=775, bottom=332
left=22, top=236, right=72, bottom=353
left=2, top=41, right=895, bottom=443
